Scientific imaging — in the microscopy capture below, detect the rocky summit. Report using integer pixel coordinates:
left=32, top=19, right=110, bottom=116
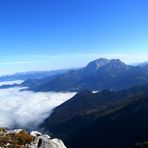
left=0, top=128, right=66, bottom=148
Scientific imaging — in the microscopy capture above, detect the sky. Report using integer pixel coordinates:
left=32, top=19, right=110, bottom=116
left=0, top=0, right=148, bottom=75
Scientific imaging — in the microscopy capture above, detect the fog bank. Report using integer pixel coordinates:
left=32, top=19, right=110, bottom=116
left=0, top=82, right=76, bottom=128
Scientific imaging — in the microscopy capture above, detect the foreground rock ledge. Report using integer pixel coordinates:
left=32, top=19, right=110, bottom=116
left=0, top=128, right=66, bottom=148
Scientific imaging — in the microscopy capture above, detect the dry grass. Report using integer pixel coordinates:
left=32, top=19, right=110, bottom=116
left=0, top=129, right=34, bottom=148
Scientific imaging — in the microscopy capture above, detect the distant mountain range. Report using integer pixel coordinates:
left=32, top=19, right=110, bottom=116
left=0, top=69, right=70, bottom=82
left=139, top=61, right=148, bottom=66
left=41, top=83, right=148, bottom=148
left=1, top=58, right=148, bottom=92
left=20, top=58, right=148, bottom=92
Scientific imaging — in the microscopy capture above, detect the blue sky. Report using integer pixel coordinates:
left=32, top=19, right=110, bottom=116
left=0, top=0, right=148, bottom=75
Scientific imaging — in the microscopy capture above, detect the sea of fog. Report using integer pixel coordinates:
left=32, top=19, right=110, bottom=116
left=0, top=80, right=76, bottom=129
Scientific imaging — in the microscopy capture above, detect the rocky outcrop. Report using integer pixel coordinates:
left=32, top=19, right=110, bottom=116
left=28, top=131, right=66, bottom=148
left=0, top=128, right=66, bottom=148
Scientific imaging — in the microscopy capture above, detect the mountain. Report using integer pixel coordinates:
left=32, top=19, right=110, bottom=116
left=0, top=73, right=63, bottom=89
left=0, top=69, right=70, bottom=82
left=66, top=92, right=148, bottom=148
left=138, top=61, right=148, bottom=68
left=24, top=58, right=148, bottom=92
left=41, top=84, right=148, bottom=148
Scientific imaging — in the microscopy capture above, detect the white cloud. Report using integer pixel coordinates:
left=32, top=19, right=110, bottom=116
left=0, top=83, right=76, bottom=129
left=0, top=61, right=31, bottom=65
left=0, top=80, right=23, bottom=86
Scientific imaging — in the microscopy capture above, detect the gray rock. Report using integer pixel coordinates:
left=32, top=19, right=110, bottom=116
left=28, top=131, right=66, bottom=148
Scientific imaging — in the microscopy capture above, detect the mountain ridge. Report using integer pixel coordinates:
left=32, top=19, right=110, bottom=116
left=23, top=58, right=148, bottom=92
left=1, top=58, right=148, bottom=92
left=41, top=83, right=148, bottom=148
left=0, top=69, right=71, bottom=82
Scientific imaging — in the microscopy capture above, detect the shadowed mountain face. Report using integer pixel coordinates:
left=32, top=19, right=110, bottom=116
left=66, top=93, right=148, bottom=148
left=24, top=58, right=148, bottom=92
left=41, top=84, right=148, bottom=148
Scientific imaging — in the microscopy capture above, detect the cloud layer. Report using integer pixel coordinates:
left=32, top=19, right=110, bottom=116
left=0, top=80, right=23, bottom=86
left=0, top=83, right=76, bottom=129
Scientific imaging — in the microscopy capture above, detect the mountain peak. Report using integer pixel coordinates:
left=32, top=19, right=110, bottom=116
left=85, top=58, right=110, bottom=70
left=108, top=59, right=128, bottom=69
left=85, top=58, right=128, bottom=71
left=110, top=59, right=126, bottom=64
